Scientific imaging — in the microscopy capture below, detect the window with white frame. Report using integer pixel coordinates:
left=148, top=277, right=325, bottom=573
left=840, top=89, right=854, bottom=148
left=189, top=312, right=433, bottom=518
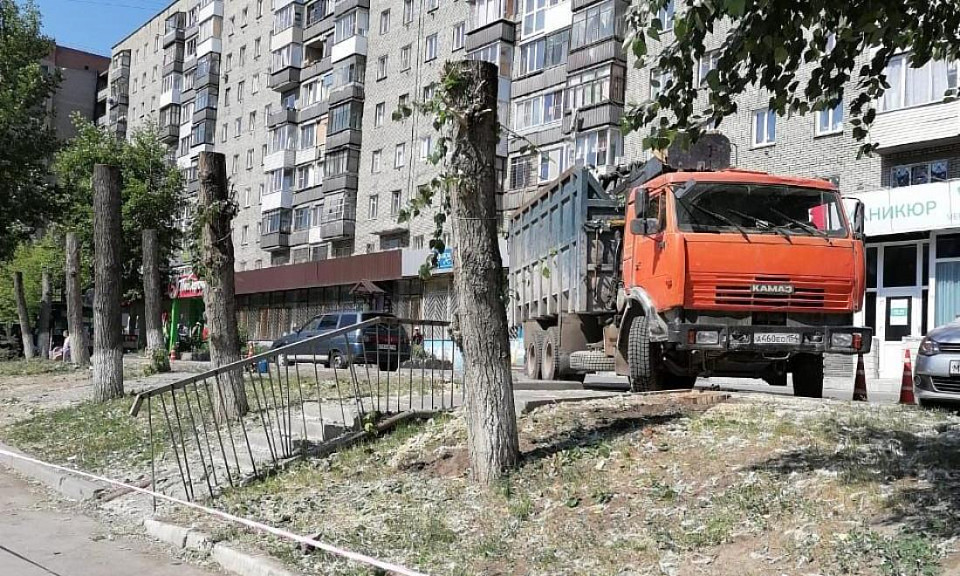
left=523, top=0, right=560, bottom=36
left=235, top=117, right=242, bottom=136
left=374, top=102, right=385, bottom=127
left=296, top=165, right=313, bottom=189
left=241, top=224, right=249, bottom=244
left=249, top=111, right=257, bottom=132
left=469, top=41, right=513, bottom=76
left=376, top=55, right=388, bottom=79
left=752, top=107, right=777, bottom=146
left=272, top=44, right=303, bottom=70
left=816, top=100, right=844, bottom=135
left=270, top=124, right=297, bottom=152
left=650, top=68, right=672, bottom=99
left=395, top=143, right=406, bottom=168
left=513, top=89, right=564, bottom=130
left=570, top=128, right=621, bottom=167
left=509, top=155, right=535, bottom=189
left=475, top=0, right=505, bottom=28
left=246, top=149, right=254, bottom=169
left=566, top=65, right=621, bottom=110
left=571, top=1, right=615, bottom=49
left=400, top=45, right=411, bottom=70
left=453, top=22, right=465, bottom=50
left=371, top=149, right=382, bottom=172
left=427, top=0, right=439, bottom=10
left=422, top=83, right=436, bottom=101
left=658, top=0, right=675, bottom=30
left=420, top=135, right=433, bottom=159
left=293, top=206, right=311, bottom=231
left=891, top=160, right=949, bottom=188
left=390, top=190, right=402, bottom=216
left=403, top=0, right=414, bottom=23
left=519, top=29, right=568, bottom=75
left=425, top=34, right=438, bottom=61
left=368, top=194, right=379, bottom=219
left=325, top=149, right=350, bottom=176
left=881, top=54, right=959, bottom=111
left=539, top=147, right=566, bottom=182
left=698, top=50, right=718, bottom=85
left=379, top=9, right=390, bottom=34
left=300, top=123, right=316, bottom=149
left=334, top=9, right=368, bottom=44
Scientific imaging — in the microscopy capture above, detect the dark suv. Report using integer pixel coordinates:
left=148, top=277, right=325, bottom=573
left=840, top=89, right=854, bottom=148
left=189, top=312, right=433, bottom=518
left=271, top=311, right=411, bottom=371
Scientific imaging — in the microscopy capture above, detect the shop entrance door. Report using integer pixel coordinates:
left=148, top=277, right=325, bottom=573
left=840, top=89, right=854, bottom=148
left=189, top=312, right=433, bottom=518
left=875, top=242, right=926, bottom=378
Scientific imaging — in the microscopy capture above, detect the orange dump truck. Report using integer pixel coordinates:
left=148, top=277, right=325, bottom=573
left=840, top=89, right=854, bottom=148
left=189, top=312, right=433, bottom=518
left=510, top=136, right=872, bottom=398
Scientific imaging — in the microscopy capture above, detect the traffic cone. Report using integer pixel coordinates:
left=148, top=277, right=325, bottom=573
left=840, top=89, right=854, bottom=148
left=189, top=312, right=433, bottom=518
left=169, top=347, right=178, bottom=362
left=899, top=348, right=916, bottom=405
left=853, top=353, right=868, bottom=401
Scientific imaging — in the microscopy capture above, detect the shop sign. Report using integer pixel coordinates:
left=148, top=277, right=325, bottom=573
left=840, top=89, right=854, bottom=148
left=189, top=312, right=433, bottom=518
left=169, top=273, right=206, bottom=299
left=889, top=298, right=910, bottom=326
left=436, top=248, right=454, bottom=271
left=849, top=180, right=960, bottom=236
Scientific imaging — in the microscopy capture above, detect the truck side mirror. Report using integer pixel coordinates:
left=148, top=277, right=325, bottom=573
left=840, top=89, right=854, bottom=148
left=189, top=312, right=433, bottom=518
left=851, top=199, right=865, bottom=240
left=644, top=217, right=661, bottom=235
left=630, top=218, right=645, bottom=235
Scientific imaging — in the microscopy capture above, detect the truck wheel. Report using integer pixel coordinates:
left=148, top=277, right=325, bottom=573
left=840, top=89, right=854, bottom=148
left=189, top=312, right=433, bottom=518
left=525, top=326, right=544, bottom=379
left=791, top=354, right=824, bottom=398
left=627, top=316, right=665, bottom=392
left=542, top=327, right=575, bottom=381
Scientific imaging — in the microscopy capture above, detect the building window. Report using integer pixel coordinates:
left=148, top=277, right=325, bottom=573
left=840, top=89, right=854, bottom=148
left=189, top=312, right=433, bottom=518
left=571, top=1, right=616, bottom=49
left=425, top=34, right=438, bottom=62
left=241, top=225, right=249, bottom=244
left=249, top=111, right=257, bottom=132
left=570, top=128, right=621, bottom=167
left=566, top=65, right=622, bottom=110
left=658, top=0, right=676, bottom=31
left=403, top=0, right=414, bottom=23
left=232, top=154, right=240, bottom=174
left=698, top=51, right=719, bottom=85
left=254, top=37, right=262, bottom=58
left=246, top=149, right=254, bottom=169
left=328, top=101, right=362, bottom=133
left=294, top=206, right=312, bottom=231
left=371, top=149, right=382, bottom=172
left=519, top=29, right=568, bottom=75
left=513, top=89, right=564, bottom=130
left=539, top=147, right=566, bottom=182
left=368, top=194, right=379, bottom=219
left=234, top=117, right=242, bottom=137
left=220, top=123, right=228, bottom=142
left=420, top=135, right=433, bottom=159
left=891, top=160, right=949, bottom=188
left=453, top=22, right=465, bottom=50
left=251, top=74, right=260, bottom=94
left=752, top=108, right=777, bottom=146
left=395, top=143, right=406, bottom=168
left=398, top=93, right=409, bottom=111
left=413, top=235, right=424, bottom=249
left=428, top=0, right=439, bottom=10
left=523, top=0, right=559, bottom=36
left=815, top=101, right=844, bottom=136
left=334, top=8, right=369, bottom=44
left=390, top=190, right=402, bottom=216
left=379, top=9, right=390, bottom=34
left=239, top=46, right=247, bottom=66
left=422, top=82, right=436, bottom=101
left=296, top=165, right=313, bottom=189
left=374, top=102, right=385, bottom=127
left=509, top=155, right=534, bottom=189
left=376, top=55, right=388, bottom=80
left=400, top=45, right=411, bottom=70
left=650, top=68, right=672, bottom=99
left=475, top=0, right=506, bottom=28
left=881, top=54, right=959, bottom=111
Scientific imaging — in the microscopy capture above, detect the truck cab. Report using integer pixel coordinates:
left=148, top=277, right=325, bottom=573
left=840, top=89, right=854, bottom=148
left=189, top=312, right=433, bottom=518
left=618, top=169, right=872, bottom=396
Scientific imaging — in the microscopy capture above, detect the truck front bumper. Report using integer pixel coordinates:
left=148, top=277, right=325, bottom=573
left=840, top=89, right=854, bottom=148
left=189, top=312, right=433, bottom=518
left=669, top=324, right=873, bottom=355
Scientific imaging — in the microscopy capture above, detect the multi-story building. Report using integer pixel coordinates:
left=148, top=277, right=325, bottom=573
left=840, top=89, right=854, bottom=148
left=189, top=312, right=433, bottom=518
left=40, top=45, right=110, bottom=139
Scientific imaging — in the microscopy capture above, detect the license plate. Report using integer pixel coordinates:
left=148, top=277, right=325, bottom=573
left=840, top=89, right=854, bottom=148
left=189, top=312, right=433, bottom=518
left=754, top=333, right=801, bottom=345
left=378, top=344, right=397, bottom=351
left=950, top=360, right=960, bottom=376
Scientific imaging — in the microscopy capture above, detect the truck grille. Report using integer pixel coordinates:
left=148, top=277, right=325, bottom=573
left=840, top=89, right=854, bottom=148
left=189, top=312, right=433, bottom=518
left=688, top=273, right=853, bottom=312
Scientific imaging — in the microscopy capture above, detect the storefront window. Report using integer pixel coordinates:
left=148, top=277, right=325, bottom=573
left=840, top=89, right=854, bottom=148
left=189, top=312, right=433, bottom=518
left=937, top=233, right=960, bottom=258
left=866, top=246, right=877, bottom=289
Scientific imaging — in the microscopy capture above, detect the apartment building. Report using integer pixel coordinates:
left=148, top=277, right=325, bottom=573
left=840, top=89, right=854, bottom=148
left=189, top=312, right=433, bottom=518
left=40, top=45, right=110, bottom=139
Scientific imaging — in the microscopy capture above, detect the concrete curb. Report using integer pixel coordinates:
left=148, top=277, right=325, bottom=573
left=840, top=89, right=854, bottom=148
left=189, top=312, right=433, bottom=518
left=143, top=517, right=301, bottom=576
left=0, top=441, right=105, bottom=501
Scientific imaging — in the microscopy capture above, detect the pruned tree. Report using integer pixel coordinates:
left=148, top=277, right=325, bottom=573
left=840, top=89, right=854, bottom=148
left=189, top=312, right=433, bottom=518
left=91, top=165, right=124, bottom=402
left=196, top=152, right=248, bottom=420
left=142, top=229, right=165, bottom=358
left=37, top=270, right=51, bottom=358
left=13, top=271, right=34, bottom=360
left=65, top=231, right=89, bottom=366
left=0, top=0, right=61, bottom=261
left=396, top=60, right=520, bottom=484
left=623, top=0, right=960, bottom=155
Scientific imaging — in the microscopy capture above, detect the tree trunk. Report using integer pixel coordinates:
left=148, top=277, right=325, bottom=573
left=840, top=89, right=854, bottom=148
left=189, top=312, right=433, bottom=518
left=198, top=151, right=248, bottom=420
left=92, top=164, right=124, bottom=402
left=447, top=60, right=519, bottom=484
left=13, top=271, right=35, bottom=360
left=37, top=270, right=52, bottom=359
left=142, top=229, right=165, bottom=355
left=65, top=232, right=89, bottom=367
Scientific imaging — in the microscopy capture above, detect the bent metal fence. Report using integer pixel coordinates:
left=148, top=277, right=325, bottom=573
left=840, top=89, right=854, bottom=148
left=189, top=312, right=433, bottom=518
left=129, top=317, right=464, bottom=503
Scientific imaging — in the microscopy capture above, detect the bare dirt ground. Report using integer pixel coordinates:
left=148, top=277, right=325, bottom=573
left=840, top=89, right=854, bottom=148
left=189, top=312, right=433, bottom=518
left=167, top=392, right=960, bottom=576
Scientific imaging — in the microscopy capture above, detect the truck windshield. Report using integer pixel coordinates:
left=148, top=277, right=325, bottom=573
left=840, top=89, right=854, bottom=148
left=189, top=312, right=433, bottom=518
left=674, top=183, right=849, bottom=238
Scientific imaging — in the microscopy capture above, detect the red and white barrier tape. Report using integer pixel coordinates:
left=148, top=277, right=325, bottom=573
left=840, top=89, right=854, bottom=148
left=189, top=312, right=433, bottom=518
left=0, top=447, right=428, bottom=576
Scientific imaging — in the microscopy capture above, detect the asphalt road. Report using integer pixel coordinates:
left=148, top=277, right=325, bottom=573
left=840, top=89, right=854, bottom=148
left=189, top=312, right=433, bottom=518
left=0, top=467, right=217, bottom=576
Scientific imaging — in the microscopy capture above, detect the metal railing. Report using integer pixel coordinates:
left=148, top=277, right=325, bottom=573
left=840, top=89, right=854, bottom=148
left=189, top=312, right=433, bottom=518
left=130, top=316, right=463, bottom=503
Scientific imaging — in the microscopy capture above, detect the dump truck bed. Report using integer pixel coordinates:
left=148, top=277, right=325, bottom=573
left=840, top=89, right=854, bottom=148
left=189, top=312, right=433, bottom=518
left=508, top=168, right=622, bottom=326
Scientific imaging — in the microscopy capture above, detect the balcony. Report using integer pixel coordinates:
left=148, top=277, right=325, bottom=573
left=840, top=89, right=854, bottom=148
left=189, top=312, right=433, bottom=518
left=197, top=0, right=223, bottom=23
left=320, top=216, right=355, bottom=240
left=295, top=147, right=318, bottom=165
left=109, top=92, right=128, bottom=107
left=331, top=35, right=366, bottom=63
left=465, top=20, right=515, bottom=53
left=329, top=83, right=364, bottom=106
left=300, top=60, right=323, bottom=82
left=268, top=107, right=298, bottom=127
left=322, top=173, right=359, bottom=193
left=304, top=13, right=334, bottom=43
left=326, top=127, right=361, bottom=150
left=261, top=186, right=293, bottom=211
left=159, top=123, right=179, bottom=144
left=261, top=231, right=290, bottom=251
left=270, top=26, right=303, bottom=51
left=163, top=28, right=185, bottom=47
left=269, top=66, right=301, bottom=92
left=195, top=67, right=220, bottom=88
left=263, top=149, right=297, bottom=172
left=159, top=88, right=181, bottom=108
left=872, top=100, right=960, bottom=153
left=197, top=37, right=221, bottom=58
left=299, top=101, right=327, bottom=122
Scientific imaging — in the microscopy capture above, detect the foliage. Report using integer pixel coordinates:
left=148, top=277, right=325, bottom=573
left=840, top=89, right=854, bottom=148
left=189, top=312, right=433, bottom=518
left=142, top=348, right=170, bottom=376
left=623, top=0, right=960, bottom=156
left=0, top=0, right=61, bottom=261
left=54, top=115, right=184, bottom=301
left=0, top=234, right=63, bottom=323
left=0, top=358, right=74, bottom=377
left=188, top=180, right=238, bottom=281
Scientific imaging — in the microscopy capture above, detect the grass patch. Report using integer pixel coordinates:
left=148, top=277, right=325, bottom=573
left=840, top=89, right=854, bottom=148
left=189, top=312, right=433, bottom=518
left=0, top=359, right=76, bottom=377
left=1, top=395, right=159, bottom=473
